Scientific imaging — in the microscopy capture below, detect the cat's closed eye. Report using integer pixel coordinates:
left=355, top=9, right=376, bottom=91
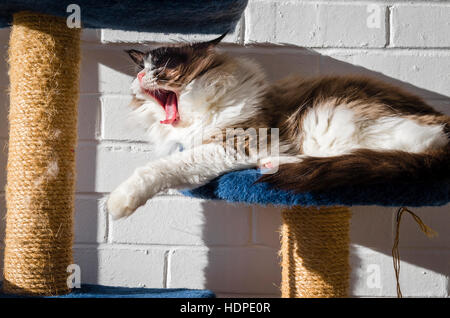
left=150, top=49, right=188, bottom=69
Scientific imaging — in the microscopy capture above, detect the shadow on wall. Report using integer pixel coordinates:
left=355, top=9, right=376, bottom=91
left=71, top=40, right=106, bottom=287
left=199, top=202, right=282, bottom=297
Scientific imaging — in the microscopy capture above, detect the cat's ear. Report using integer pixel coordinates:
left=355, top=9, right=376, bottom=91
left=194, top=31, right=228, bottom=50
left=125, top=49, right=146, bottom=68
left=207, top=31, right=228, bottom=47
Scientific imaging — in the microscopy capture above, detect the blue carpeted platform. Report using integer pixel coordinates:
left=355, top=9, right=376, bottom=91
left=0, top=0, right=247, bottom=34
left=0, top=283, right=215, bottom=298
left=183, top=169, right=450, bottom=207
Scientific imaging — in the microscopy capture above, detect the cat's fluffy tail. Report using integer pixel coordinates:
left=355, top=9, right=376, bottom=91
left=258, top=145, right=450, bottom=193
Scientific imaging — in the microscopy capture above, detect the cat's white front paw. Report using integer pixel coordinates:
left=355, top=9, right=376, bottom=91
left=105, top=186, right=141, bottom=220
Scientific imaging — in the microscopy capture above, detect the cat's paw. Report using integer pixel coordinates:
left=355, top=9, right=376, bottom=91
left=104, top=187, right=140, bottom=220
left=258, top=155, right=304, bottom=174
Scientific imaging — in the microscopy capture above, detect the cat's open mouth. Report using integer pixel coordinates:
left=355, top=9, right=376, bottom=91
left=143, top=88, right=179, bottom=125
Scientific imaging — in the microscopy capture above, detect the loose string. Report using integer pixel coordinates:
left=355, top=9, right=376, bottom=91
left=392, top=207, right=437, bottom=298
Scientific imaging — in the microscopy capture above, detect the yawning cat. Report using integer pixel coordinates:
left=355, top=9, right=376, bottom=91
left=106, top=33, right=450, bottom=219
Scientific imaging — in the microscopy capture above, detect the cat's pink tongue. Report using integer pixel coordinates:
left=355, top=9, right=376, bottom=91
left=160, top=92, right=179, bottom=125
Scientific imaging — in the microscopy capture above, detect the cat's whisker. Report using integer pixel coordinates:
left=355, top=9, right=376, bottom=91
left=160, top=59, right=170, bottom=74
left=155, top=78, right=184, bottom=85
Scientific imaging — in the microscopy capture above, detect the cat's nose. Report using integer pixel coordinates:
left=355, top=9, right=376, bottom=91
left=137, top=71, right=145, bottom=83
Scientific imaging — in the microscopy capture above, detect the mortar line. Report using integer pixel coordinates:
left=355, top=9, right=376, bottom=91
left=385, top=5, right=392, bottom=48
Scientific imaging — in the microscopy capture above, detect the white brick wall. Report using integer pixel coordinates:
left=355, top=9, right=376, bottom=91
left=0, top=1, right=449, bottom=297
left=391, top=3, right=450, bottom=48
left=245, top=1, right=387, bottom=47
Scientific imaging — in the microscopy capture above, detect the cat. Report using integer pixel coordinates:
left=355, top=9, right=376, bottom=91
left=105, top=33, right=450, bottom=219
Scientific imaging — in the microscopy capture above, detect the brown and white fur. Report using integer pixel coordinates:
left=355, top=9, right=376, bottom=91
left=106, top=34, right=450, bottom=219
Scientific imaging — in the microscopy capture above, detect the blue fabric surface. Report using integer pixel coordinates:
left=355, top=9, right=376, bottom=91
left=183, top=169, right=450, bottom=207
left=0, top=283, right=215, bottom=298
left=0, top=0, right=247, bottom=33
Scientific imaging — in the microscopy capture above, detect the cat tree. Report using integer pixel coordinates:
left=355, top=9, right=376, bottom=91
left=0, top=0, right=246, bottom=297
left=1, top=0, right=447, bottom=299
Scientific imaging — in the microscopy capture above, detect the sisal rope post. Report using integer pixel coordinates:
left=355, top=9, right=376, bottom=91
left=280, top=206, right=351, bottom=297
left=3, top=12, right=80, bottom=295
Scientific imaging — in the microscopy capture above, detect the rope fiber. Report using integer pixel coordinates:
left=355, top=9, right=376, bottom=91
left=280, top=206, right=351, bottom=297
left=3, top=12, right=80, bottom=295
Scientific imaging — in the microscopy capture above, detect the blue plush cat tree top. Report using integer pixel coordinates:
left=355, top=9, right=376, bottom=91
left=184, top=168, right=450, bottom=207
left=0, top=0, right=247, bottom=33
